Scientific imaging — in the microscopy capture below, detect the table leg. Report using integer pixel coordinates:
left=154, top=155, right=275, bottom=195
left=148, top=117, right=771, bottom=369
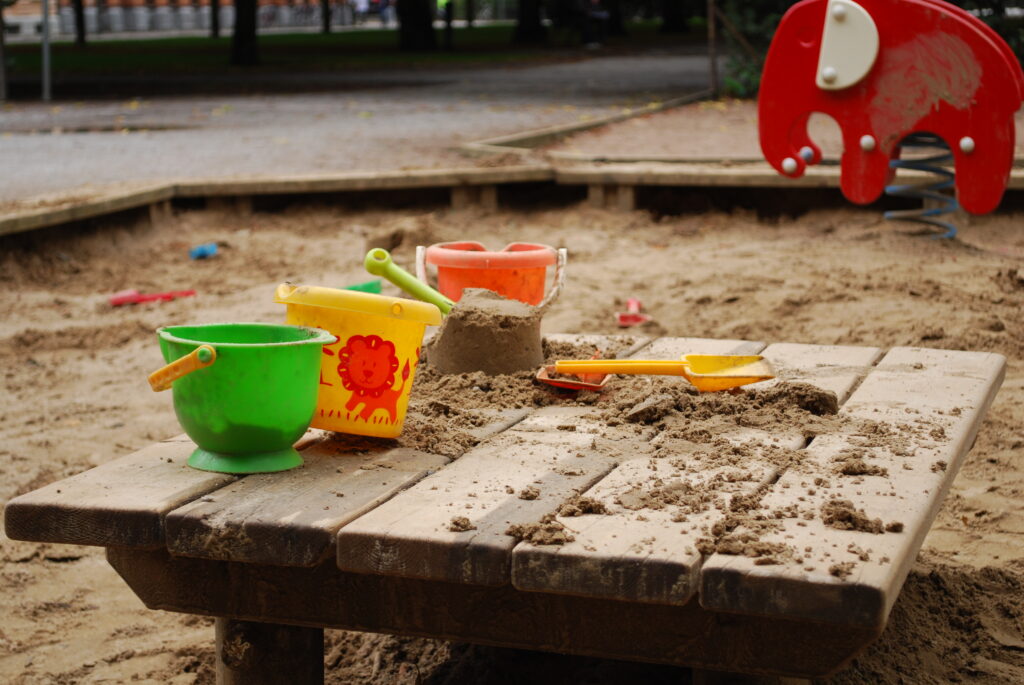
left=215, top=617, right=323, bottom=685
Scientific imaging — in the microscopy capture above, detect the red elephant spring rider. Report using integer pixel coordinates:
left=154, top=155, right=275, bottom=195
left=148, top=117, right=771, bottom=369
left=759, top=0, right=1024, bottom=236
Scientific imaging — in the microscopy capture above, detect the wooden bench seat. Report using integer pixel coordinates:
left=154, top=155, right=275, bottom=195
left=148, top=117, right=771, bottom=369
left=3, top=335, right=1005, bottom=682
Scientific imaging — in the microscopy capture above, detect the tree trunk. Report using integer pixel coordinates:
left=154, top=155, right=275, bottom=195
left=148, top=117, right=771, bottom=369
left=320, top=0, right=330, bottom=32
left=212, top=0, right=221, bottom=38
left=396, top=0, right=436, bottom=51
left=73, top=0, right=87, bottom=46
left=607, top=0, right=626, bottom=37
left=231, top=0, right=259, bottom=65
left=465, top=0, right=474, bottom=27
left=443, top=0, right=453, bottom=49
left=0, top=5, right=7, bottom=102
left=659, top=0, right=689, bottom=33
left=513, top=0, right=545, bottom=44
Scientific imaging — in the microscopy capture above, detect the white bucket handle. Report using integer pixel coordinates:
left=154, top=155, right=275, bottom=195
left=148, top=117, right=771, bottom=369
left=415, top=244, right=429, bottom=287
left=538, top=248, right=568, bottom=311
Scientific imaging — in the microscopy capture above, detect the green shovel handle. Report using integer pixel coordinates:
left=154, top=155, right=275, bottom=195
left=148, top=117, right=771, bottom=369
left=364, top=248, right=455, bottom=315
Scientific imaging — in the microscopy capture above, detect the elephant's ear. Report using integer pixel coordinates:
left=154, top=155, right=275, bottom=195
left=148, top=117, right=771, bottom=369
left=816, top=0, right=879, bottom=91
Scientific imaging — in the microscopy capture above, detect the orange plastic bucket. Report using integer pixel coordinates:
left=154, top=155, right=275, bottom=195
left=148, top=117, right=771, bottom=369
left=419, top=242, right=559, bottom=306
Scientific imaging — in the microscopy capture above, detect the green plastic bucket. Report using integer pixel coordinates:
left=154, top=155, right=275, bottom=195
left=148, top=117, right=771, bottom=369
left=154, top=323, right=336, bottom=474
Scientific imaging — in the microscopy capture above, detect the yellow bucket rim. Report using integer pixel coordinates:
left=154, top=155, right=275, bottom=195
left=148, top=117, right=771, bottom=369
left=274, top=283, right=443, bottom=326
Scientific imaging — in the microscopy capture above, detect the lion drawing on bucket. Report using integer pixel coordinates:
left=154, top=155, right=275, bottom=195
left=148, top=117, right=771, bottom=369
left=335, top=334, right=410, bottom=423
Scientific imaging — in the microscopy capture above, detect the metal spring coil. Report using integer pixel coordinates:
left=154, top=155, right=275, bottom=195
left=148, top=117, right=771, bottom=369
left=883, top=133, right=959, bottom=239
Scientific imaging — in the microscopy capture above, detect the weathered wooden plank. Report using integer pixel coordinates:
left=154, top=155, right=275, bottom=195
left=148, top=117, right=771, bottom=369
left=335, top=336, right=757, bottom=586
left=511, top=405, right=617, bottom=435
left=3, top=439, right=236, bottom=548
left=700, top=347, right=1006, bottom=628
left=166, top=440, right=449, bottom=567
left=0, top=184, right=175, bottom=237
left=335, top=428, right=618, bottom=586
left=554, top=162, right=843, bottom=189
left=174, top=166, right=553, bottom=198
left=554, top=163, right=1024, bottom=190
left=759, top=342, right=885, bottom=404
left=512, top=343, right=883, bottom=606
left=401, top=407, right=531, bottom=444
left=636, top=336, right=765, bottom=359
left=110, top=546, right=880, bottom=679
left=511, top=337, right=772, bottom=602
left=331, top=333, right=661, bottom=583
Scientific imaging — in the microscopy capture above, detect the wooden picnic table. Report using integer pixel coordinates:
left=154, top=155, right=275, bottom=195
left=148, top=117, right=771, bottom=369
left=4, top=335, right=1006, bottom=684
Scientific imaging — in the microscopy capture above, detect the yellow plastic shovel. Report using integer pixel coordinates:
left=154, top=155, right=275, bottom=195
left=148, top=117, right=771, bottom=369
left=552, top=354, right=775, bottom=393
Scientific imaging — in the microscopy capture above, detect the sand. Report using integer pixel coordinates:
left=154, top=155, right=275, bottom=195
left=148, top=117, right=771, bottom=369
left=544, top=99, right=1024, bottom=161
left=2, top=198, right=1024, bottom=683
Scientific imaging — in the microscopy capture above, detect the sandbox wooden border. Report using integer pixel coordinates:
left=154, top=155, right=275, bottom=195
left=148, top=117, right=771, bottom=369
left=4, top=160, right=1024, bottom=237
left=0, top=165, right=554, bottom=238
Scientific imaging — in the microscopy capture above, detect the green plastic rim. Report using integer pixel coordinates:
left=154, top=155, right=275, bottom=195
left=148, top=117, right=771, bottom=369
left=157, top=322, right=336, bottom=348
left=187, top=446, right=304, bottom=474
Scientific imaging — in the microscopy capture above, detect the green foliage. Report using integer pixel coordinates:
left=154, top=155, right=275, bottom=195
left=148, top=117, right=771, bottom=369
left=718, top=0, right=1024, bottom=97
left=953, top=1, right=1024, bottom=62
left=717, top=0, right=790, bottom=97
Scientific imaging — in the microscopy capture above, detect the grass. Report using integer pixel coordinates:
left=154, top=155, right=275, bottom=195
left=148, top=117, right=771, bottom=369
left=7, top=21, right=702, bottom=76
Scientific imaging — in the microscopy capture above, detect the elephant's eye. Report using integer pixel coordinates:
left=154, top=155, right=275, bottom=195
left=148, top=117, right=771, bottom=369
left=797, top=26, right=817, bottom=48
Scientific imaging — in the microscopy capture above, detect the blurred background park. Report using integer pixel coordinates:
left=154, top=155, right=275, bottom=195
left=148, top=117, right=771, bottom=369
left=0, top=1, right=1022, bottom=100
left=2, top=1, right=1022, bottom=200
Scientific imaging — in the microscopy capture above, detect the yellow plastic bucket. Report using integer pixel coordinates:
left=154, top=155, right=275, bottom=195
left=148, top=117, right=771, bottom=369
left=274, top=283, right=442, bottom=438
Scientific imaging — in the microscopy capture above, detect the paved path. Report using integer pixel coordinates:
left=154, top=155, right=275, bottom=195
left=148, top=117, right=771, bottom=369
left=0, top=51, right=711, bottom=203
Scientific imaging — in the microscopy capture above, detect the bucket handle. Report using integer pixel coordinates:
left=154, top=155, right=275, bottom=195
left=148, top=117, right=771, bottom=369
left=415, top=245, right=429, bottom=287
left=149, top=345, right=217, bottom=392
left=538, top=248, right=568, bottom=311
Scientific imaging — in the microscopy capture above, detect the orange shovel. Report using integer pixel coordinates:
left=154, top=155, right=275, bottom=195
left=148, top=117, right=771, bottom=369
left=537, top=349, right=610, bottom=391
left=552, top=354, right=775, bottom=393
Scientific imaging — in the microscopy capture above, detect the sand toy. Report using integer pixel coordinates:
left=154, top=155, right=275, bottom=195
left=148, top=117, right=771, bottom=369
left=109, top=289, right=196, bottom=306
left=760, top=0, right=1024, bottom=236
left=416, top=241, right=566, bottom=307
left=553, top=354, right=775, bottom=393
left=364, top=248, right=454, bottom=315
left=536, top=350, right=611, bottom=391
left=148, top=322, right=336, bottom=473
left=274, top=282, right=441, bottom=438
left=616, top=298, right=651, bottom=327
left=365, top=249, right=559, bottom=376
left=189, top=242, right=218, bottom=259
left=345, top=279, right=383, bottom=293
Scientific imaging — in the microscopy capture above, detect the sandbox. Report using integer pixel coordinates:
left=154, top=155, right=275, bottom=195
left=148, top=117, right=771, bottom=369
left=3, top=192, right=1024, bottom=683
